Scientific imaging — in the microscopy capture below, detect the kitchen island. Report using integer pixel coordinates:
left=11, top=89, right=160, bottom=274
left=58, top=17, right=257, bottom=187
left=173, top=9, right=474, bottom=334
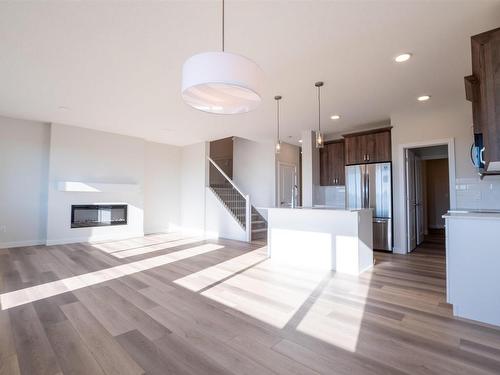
left=267, top=207, right=373, bottom=275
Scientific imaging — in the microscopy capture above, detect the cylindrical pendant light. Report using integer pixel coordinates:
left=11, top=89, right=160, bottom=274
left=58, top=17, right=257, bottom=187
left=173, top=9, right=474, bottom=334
left=182, top=0, right=264, bottom=114
left=315, top=81, right=324, bottom=148
left=275, top=95, right=282, bottom=154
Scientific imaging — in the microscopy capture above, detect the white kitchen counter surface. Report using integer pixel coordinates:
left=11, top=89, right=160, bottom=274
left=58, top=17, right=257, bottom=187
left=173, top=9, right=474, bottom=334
left=443, top=210, right=500, bottom=221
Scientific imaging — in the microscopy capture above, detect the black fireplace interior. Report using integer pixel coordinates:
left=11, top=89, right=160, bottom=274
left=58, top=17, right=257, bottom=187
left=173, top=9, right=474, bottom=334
left=71, top=204, right=127, bottom=228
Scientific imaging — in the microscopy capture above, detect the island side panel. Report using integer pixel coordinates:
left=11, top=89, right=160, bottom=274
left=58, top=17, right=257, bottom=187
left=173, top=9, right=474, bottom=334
left=267, top=208, right=372, bottom=274
left=357, top=209, right=374, bottom=273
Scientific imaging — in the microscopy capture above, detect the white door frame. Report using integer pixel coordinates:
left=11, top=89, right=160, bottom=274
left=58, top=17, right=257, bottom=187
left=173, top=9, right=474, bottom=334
left=398, top=138, right=456, bottom=254
left=277, top=161, right=297, bottom=207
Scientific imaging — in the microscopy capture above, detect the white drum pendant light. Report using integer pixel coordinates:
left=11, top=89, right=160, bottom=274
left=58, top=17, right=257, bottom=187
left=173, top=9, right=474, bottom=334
left=182, top=0, right=264, bottom=114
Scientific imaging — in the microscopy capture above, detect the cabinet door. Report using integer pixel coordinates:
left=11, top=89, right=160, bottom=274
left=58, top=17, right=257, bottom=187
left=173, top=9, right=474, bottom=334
left=330, top=141, right=345, bottom=185
left=369, top=131, right=391, bottom=162
left=363, top=133, right=376, bottom=162
left=345, top=136, right=363, bottom=165
left=482, top=31, right=500, bottom=166
left=319, top=146, right=330, bottom=186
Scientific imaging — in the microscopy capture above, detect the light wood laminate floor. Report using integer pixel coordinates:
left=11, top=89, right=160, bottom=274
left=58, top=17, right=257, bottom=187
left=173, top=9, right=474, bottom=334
left=1, top=233, right=500, bottom=375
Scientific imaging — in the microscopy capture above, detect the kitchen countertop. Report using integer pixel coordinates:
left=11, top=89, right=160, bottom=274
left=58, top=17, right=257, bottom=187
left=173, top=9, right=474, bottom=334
left=266, top=206, right=367, bottom=212
left=443, top=210, right=500, bottom=220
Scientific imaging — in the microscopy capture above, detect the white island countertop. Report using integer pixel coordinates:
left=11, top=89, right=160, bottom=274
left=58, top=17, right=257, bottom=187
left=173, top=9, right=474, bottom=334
left=267, top=207, right=373, bottom=275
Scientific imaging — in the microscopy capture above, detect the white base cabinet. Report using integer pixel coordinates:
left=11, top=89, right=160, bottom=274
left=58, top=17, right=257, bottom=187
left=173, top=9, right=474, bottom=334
left=444, top=212, right=500, bottom=327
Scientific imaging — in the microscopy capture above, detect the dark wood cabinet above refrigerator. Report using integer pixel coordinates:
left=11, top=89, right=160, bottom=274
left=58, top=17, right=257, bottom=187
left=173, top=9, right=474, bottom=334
left=318, top=127, right=392, bottom=186
left=343, top=127, right=392, bottom=165
left=465, top=27, right=500, bottom=174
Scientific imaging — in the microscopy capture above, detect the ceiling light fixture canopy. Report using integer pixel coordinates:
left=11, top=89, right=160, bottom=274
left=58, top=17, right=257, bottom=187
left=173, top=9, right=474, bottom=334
left=315, top=81, right=324, bottom=149
left=275, top=95, right=282, bottom=154
left=181, top=0, right=264, bottom=114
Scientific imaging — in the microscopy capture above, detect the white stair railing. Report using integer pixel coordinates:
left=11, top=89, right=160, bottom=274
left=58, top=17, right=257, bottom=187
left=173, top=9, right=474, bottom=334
left=207, top=157, right=251, bottom=242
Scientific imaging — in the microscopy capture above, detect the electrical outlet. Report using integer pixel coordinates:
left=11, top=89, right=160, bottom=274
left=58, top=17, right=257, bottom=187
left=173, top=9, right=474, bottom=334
left=0, top=225, right=6, bottom=233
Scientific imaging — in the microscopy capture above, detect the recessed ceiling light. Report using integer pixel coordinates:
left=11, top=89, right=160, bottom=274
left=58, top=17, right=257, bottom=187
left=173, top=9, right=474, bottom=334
left=417, top=95, right=431, bottom=102
left=330, top=114, right=341, bottom=120
left=298, top=139, right=303, bottom=143
left=58, top=106, right=69, bottom=111
left=395, top=53, right=412, bottom=63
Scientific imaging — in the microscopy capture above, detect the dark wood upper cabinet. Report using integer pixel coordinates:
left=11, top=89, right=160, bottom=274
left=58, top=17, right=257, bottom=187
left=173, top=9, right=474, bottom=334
left=465, top=27, right=500, bottom=172
left=343, top=127, right=392, bottom=165
left=320, top=140, right=345, bottom=186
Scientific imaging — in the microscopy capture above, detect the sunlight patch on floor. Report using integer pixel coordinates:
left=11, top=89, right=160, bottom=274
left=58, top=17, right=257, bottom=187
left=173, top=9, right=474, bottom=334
left=112, top=237, right=204, bottom=258
left=173, top=246, right=268, bottom=291
left=199, top=260, right=327, bottom=328
left=0, top=243, right=223, bottom=310
left=90, top=232, right=189, bottom=254
left=296, top=271, right=373, bottom=352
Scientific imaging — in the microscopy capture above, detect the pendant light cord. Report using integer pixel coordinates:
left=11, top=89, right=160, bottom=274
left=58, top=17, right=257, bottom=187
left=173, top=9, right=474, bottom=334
left=317, top=85, right=321, bottom=133
left=222, top=0, right=225, bottom=52
left=274, top=95, right=282, bottom=142
left=277, top=99, right=280, bottom=141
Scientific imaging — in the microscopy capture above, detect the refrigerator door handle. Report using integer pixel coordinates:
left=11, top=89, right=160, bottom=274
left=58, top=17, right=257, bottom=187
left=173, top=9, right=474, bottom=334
left=366, top=168, right=370, bottom=209
left=363, top=166, right=368, bottom=208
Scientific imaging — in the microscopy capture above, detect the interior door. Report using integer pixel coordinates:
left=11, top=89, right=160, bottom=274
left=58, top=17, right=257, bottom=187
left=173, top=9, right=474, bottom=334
left=415, top=156, right=425, bottom=245
left=406, top=149, right=417, bottom=252
left=278, top=163, right=296, bottom=207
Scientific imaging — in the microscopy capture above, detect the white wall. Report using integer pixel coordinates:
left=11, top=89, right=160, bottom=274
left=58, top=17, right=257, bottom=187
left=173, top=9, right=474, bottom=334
left=233, top=137, right=276, bottom=209
left=144, top=141, right=182, bottom=234
left=0, top=116, right=50, bottom=248
left=205, top=187, right=246, bottom=241
left=180, top=142, right=208, bottom=235
left=391, top=101, right=500, bottom=252
left=0, top=116, right=219, bottom=247
left=46, top=124, right=145, bottom=244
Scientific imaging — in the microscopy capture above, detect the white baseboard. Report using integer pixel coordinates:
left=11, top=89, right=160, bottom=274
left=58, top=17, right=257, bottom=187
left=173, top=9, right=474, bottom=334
left=0, top=239, right=45, bottom=249
left=46, top=232, right=145, bottom=246
left=143, top=227, right=170, bottom=235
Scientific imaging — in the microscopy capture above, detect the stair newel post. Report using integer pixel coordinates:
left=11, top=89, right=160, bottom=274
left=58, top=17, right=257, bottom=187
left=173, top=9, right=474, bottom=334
left=245, top=195, right=251, bottom=242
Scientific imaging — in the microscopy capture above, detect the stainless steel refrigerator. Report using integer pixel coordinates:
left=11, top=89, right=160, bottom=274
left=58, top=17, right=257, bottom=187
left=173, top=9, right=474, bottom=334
left=345, top=162, right=392, bottom=251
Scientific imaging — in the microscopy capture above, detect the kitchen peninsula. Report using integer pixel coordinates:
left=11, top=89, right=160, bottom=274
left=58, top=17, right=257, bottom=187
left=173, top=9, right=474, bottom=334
left=267, top=207, right=373, bottom=275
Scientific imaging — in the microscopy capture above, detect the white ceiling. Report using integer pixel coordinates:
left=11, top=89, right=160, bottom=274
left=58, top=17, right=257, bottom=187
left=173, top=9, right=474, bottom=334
left=0, top=1, right=499, bottom=146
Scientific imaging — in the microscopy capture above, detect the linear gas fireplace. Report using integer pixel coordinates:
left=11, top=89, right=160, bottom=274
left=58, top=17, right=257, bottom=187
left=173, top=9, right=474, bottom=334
left=71, top=204, right=127, bottom=228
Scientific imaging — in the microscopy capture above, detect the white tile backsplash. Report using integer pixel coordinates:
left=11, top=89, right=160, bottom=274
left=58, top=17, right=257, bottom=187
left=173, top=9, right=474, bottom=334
left=314, top=185, right=346, bottom=208
left=455, top=176, right=500, bottom=210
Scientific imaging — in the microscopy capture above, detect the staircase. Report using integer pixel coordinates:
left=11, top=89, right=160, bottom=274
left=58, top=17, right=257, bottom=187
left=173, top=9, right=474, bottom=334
left=210, top=182, right=268, bottom=241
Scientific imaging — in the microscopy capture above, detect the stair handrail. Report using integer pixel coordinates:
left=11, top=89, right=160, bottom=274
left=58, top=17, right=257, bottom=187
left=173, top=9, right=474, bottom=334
left=207, top=156, right=246, bottom=197
left=207, top=156, right=252, bottom=242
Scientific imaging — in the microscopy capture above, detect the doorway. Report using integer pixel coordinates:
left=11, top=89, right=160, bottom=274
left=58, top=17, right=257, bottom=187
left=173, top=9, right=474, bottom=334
left=277, top=161, right=297, bottom=207
left=405, top=145, right=450, bottom=252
